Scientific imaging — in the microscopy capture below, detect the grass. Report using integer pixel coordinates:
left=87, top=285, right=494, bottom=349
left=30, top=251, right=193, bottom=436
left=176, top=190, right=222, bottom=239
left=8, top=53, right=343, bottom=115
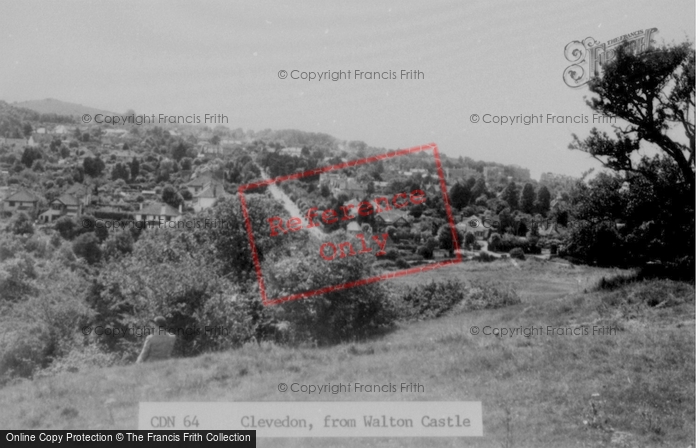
left=0, top=260, right=694, bottom=447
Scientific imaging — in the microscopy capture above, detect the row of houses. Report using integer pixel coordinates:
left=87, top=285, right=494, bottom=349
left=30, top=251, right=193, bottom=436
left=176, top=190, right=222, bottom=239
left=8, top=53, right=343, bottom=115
left=3, top=171, right=229, bottom=226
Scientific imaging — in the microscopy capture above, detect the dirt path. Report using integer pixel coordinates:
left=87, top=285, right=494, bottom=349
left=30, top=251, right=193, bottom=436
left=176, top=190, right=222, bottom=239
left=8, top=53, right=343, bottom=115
left=255, top=163, right=325, bottom=241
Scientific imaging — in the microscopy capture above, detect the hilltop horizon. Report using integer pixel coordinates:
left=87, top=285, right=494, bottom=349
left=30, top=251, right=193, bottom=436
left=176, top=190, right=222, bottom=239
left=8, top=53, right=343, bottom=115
left=6, top=97, right=585, bottom=181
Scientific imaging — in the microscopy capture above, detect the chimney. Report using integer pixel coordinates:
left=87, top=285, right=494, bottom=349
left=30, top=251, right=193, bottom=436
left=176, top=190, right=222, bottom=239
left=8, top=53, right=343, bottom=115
left=139, top=202, right=143, bottom=211
left=178, top=203, right=182, bottom=214
left=160, top=204, right=166, bottom=215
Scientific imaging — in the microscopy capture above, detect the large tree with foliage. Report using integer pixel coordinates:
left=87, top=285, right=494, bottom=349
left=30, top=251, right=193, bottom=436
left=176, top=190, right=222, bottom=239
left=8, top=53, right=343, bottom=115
left=449, top=181, right=471, bottom=210
left=519, top=183, right=536, bottom=214
left=503, top=181, right=519, bottom=210
left=566, top=41, right=695, bottom=271
left=569, top=41, right=694, bottom=188
left=535, top=185, right=551, bottom=215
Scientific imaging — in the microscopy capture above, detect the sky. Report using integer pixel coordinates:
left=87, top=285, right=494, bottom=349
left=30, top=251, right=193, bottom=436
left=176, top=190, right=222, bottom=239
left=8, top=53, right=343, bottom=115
left=0, top=0, right=695, bottom=179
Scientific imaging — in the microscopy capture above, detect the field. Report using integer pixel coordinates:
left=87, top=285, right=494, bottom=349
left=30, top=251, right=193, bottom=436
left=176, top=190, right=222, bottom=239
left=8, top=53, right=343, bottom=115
left=0, top=259, right=694, bottom=447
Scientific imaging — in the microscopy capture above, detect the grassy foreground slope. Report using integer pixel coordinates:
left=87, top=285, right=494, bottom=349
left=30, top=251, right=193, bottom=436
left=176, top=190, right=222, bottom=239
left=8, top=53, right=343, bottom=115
left=0, top=260, right=694, bottom=448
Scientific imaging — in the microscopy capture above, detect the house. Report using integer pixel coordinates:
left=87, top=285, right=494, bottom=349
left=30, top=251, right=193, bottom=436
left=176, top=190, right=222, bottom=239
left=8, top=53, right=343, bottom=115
left=346, top=221, right=362, bottom=233
left=375, top=210, right=410, bottom=228
left=445, top=167, right=479, bottom=184
left=335, top=178, right=365, bottom=200
left=281, top=147, right=303, bottom=157
left=53, top=125, right=70, bottom=135
left=0, top=137, right=28, bottom=149
left=102, top=128, right=128, bottom=138
left=39, top=194, right=83, bottom=223
left=64, top=183, right=93, bottom=207
left=197, top=142, right=223, bottom=156
left=3, top=189, right=41, bottom=214
left=507, top=165, right=531, bottom=182
left=457, top=215, right=488, bottom=240
left=192, top=183, right=228, bottom=212
left=185, top=173, right=223, bottom=196
left=133, top=202, right=182, bottom=227
left=538, top=221, right=563, bottom=236
left=483, top=166, right=506, bottom=185
left=27, top=133, right=53, bottom=148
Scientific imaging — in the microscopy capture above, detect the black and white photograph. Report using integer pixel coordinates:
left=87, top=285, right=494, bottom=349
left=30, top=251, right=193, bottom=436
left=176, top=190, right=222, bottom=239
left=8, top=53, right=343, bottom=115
left=0, top=1, right=695, bottom=446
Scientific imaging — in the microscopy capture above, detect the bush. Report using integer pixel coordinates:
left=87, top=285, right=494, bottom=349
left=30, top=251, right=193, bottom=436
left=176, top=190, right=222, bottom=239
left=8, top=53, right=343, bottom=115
left=417, top=245, right=434, bottom=259
left=474, top=252, right=497, bottom=262
left=395, top=258, right=410, bottom=269
left=488, top=233, right=501, bottom=251
left=10, top=212, right=34, bottom=236
left=270, top=246, right=396, bottom=345
left=509, top=247, right=525, bottom=260
left=464, top=279, right=521, bottom=309
left=72, top=233, right=102, bottom=264
left=391, top=280, right=465, bottom=321
left=378, top=248, right=400, bottom=261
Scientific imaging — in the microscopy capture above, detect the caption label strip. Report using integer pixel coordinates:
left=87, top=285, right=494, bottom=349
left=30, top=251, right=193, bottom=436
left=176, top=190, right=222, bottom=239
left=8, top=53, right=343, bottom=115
left=139, top=402, right=482, bottom=437
left=239, top=142, right=460, bottom=306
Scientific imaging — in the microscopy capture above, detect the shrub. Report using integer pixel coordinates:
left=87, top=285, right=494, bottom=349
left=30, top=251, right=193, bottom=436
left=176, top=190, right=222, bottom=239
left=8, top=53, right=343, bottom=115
left=465, top=279, right=521, bottom=309
left=488, top=233, right=502, bottom=251
left=391, top=280, right=465, bottom=321
left=271, top=246, right=396, bottom=345
left=0, top=233, right=24, bottom=261
left=72, top=233, right=102, bottom=264
left=474, top=252, right=497, bottom=262
left=463, top=232, right=476, bottom=247
left=417, top=245, right=434, bottom=259
left=10, top=212, right=34, bottom=236
left=509, top=247, right=525, bottom=260
left=24, top=236, right=48, bottom=258
left=395, top=258, right=410, bottom=269
left=378, top=248, right=400, bottom=261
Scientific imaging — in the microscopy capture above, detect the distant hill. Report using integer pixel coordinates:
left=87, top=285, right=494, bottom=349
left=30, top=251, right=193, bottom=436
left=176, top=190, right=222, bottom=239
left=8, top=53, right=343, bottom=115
left=13, top=98, right=116, bottom=118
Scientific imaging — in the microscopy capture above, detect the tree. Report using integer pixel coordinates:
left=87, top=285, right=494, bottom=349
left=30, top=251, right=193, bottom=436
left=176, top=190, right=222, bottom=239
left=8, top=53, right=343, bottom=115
left=111, top=163, right=130, bottom=181
left=21, top=147, right=42, bottom=168
left=161, top=184, right=183, bottom=208
left=437, top=224, right=461, bottom=257
left=54, top=216, right=77, bottom=239
left=103, top=231, right=134, bottom=260
left=180, top=189, right=193, bottom=201
left=83, top=157, right=105, bottom=177
left=519, top=183, right=535, bottom=214
left=568, top=41, right=695, bottom=270
left=180, top=157, right=193, bottom=171
left=22, top=122, right=33, bottom=138
left=31, top=160, right=44, bottom=172
left=535, top=185, right=551, bottom=215
left=129, top=157, right=140, bottom=179
left=172, top=142, right=189, bottom=161
left=463, top=231, right=476, bottom=249
left=202, top=195, right=293, bottom=279
left=449, top=181, right=470, bottom=210
left=470, top=178, right=486, bottom=203
left=72, top=233, right=102, bottom=264
left=11, top=212, right=34, bottom=235
left=569, top=41, right=694, bottom=189
left=503, top=181, right=519, bottom=210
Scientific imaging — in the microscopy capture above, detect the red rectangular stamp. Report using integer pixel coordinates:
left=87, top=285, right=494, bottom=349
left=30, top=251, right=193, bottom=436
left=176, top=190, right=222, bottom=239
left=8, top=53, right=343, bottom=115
left=238, top=142, right=461, bottom=306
